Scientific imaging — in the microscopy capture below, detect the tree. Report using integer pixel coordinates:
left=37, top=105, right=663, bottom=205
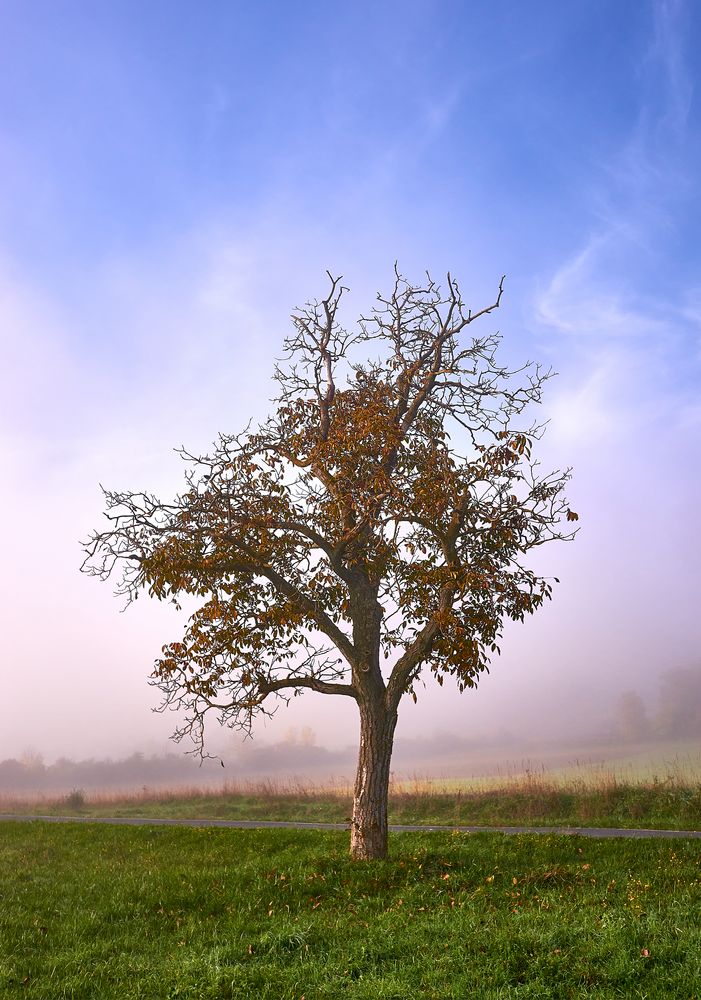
left=82, top=269, right=577, bottom=860
left=655, top=666, right=701, bottom=739
left=614, top=690, right=651, bottom=742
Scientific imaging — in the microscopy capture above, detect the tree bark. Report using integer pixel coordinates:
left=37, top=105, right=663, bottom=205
left=350, top=698, right=397, bottom=861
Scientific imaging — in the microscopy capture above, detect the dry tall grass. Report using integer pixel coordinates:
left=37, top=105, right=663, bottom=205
left=2, top=753, right=701, bottom=829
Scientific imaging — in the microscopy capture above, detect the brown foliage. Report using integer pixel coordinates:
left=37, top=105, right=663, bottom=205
left=82, top=268, right=576, bottom=824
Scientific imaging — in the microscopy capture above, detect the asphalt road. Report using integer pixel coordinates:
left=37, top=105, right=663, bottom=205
left=1, top=815, right=700, bottom=838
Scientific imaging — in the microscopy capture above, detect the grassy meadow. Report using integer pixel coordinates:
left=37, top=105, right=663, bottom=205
left=1, top=821, right=700, bottom=998
left=3, top=748, right=701, bottom=997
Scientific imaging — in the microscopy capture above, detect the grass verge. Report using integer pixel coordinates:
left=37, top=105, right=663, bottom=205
left=4, top=769, right=701, bottom=829
left=1, top=821, right=700, bottom=998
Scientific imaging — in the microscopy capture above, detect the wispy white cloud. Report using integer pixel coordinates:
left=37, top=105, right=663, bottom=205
left=649, top=0, right=694, bottom=137
left=603, top=0, right=694, bottom=210
left=533, top=0, right=699, bottom=445
left=534, top=233, right=671, bottom=341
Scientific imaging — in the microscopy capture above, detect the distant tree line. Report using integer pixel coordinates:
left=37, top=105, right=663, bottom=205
left=0, top=735, right=362, bottom=794
left=0, top=752, right=212, bottom=794
left=0, top=731, right=519, bottom=796
left=614, top=665, right=701, bottom=742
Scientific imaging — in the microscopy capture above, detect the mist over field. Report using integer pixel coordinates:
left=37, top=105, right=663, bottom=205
left=1, top=2, right=700, bottom=775
left=5, top=663, right=700, bottom=800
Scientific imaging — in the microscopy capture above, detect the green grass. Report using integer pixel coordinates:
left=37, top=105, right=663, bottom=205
left=1, top=821, right=700, bottom=998
left=5, top=769, right=701, bottom=830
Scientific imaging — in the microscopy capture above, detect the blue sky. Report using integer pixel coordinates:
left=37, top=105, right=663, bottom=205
left=1, top=1, right=699, bottom=762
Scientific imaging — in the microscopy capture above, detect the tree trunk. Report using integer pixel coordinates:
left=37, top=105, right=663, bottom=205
left=350, top=699, right=397, bottom=861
